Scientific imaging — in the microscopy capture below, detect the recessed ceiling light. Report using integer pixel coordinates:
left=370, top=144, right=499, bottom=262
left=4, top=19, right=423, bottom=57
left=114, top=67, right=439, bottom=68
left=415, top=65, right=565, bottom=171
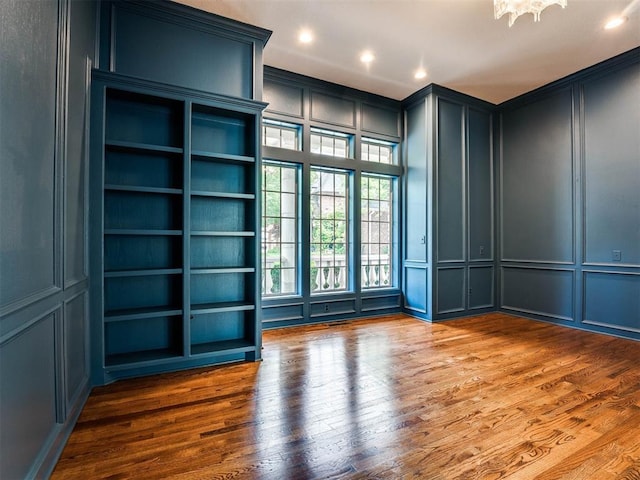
left=360, top=51, right=375, bottom=64
left=298, top=29, right=313, bottom=44
left=414, top=68, right=427, bottom=80
left=604, top=16, right=626, bottom=29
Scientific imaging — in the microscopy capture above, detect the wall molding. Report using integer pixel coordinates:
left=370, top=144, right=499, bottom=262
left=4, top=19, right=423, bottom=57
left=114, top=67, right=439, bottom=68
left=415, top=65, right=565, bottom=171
left=0, top=285, right=62, bottom=320
left=361, top=102, right=402, bottom=138
left=581, top=269, right=640, bottom=333
left=0, top=304, right=60, bottom=347
left=500, top=306, right=574, bottom=324
left=1, top=1, right=97, bottom=478
left=33, top=380, right=91, bottom=479
left=469, top=265, right=495, bottom=310
left=403, top=304, right=428, bottom=315
left=265, top=66, right=401, bottom=111
left=498, top=86, right=576, bottom=267
left=435, top=266, right=466, bottom=315
left=581, top=320, right=640, bottom=335
left=403, top=261, right=429, bottom=268
left=309, top=90, right=357, bottom=129
left=500, top=265, right=576, bottom=322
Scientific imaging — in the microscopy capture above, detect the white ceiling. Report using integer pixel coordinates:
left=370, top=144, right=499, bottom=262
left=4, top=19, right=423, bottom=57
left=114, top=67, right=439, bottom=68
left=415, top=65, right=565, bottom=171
left=174, top=0, right=640, bottom=104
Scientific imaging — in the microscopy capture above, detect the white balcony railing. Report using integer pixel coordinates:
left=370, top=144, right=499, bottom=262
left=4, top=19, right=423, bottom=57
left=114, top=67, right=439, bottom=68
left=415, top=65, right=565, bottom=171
left=262, top=254, right=390, bottom=295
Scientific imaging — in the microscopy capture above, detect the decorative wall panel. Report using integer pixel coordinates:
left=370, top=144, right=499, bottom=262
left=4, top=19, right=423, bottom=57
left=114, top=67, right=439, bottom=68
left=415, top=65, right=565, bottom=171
left=501, top=267, right=574, bottom=321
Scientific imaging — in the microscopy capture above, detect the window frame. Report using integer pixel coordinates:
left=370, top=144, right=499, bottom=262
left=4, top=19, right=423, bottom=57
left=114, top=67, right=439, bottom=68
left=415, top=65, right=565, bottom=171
left=360, top=173, right=395, bottom=290
left=262, top=118, right=302, bottom=151
left=260, top=118, right=401, bottom=305
left=261, top=160, right=300, bottom=298
left=309, top=166, right=351, bottom=295
left=310, top=127, right=353, bottom=159
left=361, top=137, right=396, bottom=165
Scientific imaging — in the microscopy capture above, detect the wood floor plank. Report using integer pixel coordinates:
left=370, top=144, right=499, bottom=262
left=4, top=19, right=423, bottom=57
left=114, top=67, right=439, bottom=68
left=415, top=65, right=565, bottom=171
left=51, top=313, right=640, bottom=479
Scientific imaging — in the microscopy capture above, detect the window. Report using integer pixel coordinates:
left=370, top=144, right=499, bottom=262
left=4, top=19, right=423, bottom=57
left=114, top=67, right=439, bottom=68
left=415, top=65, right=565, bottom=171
left=310, top=128, right=350, bottom=158
left=262, top=162, right=298, bottom=296
left=310, top=168, right=349, bottom=293
left=263, top=119, right=301, bottom=150
left=361, top=174, right=393, bottom=289
left=362, top=138, right=395, bottom=164
left=261, top=121, right=398, bottom=303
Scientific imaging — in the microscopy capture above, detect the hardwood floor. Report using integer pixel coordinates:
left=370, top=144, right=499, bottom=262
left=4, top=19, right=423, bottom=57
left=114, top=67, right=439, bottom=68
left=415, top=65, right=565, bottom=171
left=52, top=313, right=640, bottom=479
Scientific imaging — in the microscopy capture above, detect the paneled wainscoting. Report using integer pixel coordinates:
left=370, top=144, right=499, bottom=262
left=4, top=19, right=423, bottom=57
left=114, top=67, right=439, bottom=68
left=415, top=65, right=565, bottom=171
left=52, top=313, right=640, bottom=479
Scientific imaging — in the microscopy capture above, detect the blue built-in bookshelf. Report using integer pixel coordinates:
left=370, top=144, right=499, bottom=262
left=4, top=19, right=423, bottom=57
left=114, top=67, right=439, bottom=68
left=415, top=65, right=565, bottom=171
left=91, top=72, right=267, bottom=384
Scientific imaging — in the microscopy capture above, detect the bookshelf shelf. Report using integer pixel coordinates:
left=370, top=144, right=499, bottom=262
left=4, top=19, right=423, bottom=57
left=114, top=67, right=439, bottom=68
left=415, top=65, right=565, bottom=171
left=92, top=79, right=264, bottom=384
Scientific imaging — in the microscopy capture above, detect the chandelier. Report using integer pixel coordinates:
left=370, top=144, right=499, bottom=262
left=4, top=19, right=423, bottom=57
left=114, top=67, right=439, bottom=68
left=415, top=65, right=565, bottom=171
left=494, top=0, right=568, bottom=27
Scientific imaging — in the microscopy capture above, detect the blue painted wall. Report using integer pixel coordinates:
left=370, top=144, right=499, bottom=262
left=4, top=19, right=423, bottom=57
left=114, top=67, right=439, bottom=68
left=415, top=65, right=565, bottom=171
left=99, top=0, right=270, bottom=100
left=261, top=67, right=403, bottom=328
left=403, top=97, right=432, bottom=317
left=402, top=49, right=638, bottom=338
left=0, top=0, right=96, bottom=477
left=0, top=2, right=636, bottom=476
left=402, top=86, right=495, bottom=321
left=498, top=50, right=640, bottom=339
